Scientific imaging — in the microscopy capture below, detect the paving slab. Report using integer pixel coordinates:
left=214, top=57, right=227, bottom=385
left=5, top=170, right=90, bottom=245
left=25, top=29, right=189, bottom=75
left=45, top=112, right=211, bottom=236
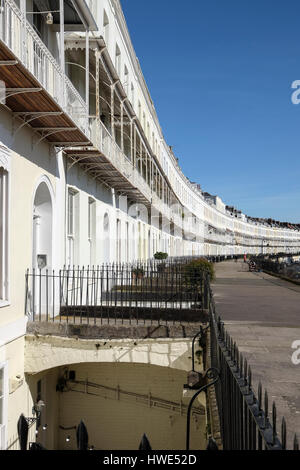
left=212, top=260, right=300, bottom=448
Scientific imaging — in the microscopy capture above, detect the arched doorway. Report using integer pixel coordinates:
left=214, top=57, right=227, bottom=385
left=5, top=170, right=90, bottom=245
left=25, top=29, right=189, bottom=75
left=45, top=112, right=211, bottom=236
left=32, top=180, right=53, bottom=271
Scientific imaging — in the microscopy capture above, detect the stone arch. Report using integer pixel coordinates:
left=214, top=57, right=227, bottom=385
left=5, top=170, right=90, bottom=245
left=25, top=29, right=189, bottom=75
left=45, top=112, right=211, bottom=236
left=25, top=335, right=194, bottom=375
left=32, top=176, right=54, bottom=271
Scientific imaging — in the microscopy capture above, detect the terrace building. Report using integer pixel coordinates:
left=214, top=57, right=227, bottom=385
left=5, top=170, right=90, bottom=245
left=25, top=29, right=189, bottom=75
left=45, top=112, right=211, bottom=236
left=0, top=0, right=299, bottom=450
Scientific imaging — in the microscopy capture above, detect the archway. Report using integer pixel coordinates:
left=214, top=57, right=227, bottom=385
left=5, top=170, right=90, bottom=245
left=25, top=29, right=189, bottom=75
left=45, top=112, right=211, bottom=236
left=32, top=180, right=53, bottom=271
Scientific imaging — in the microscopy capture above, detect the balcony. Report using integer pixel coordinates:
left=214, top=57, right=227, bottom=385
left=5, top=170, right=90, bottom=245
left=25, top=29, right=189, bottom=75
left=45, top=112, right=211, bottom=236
left=0, top=0, right=90, bottom=145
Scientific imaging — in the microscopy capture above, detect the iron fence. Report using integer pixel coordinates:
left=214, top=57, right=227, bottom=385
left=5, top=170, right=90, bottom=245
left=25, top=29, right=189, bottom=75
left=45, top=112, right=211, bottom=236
left=209, top=296, right=299, bottom=450
left=25, top=260, right=213, bottom=325
left=251, top=255, right=300, bottom=281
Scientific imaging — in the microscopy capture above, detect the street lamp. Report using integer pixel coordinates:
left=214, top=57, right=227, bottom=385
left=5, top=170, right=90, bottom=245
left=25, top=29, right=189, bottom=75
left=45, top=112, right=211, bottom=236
left=184, top=368, right=220, bottom=451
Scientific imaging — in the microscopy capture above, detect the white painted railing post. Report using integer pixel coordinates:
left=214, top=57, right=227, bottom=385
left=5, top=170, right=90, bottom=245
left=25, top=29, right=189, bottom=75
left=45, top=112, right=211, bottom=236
left=59, top=0, right=65, bottom=108
left=20, top=0, right=26, bottom=64
left=85, top=29, right=89, bottom=122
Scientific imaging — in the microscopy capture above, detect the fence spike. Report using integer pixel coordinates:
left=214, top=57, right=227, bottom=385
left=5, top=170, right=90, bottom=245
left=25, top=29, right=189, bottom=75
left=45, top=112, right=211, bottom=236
left=248, top=367, right=252, bottom=389
left=272, top=402, right=277, bottom=444
left=258, top=382, right=262, bottom=409
left=293, top=434, right=299, bottom=450
left=281, top=417, right=286, bottom=450
left=239, top=353, right=244, bottom=378
left=244, top=359, right=248, bottom=379
left=264, top=390, right=269, bottom=427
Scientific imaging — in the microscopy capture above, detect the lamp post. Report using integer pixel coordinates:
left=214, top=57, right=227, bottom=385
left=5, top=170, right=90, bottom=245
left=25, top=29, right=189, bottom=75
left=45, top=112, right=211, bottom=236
left=17, top=400, right=46, bottom=450
left=185, top=368, right=219, bottom=451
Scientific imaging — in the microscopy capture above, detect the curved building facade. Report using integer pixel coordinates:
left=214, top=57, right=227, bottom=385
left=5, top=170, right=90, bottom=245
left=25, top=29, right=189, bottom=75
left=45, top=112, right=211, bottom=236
left=62, top=0, right=299, bottom=261
left=0, top=0, right=299, bottom=449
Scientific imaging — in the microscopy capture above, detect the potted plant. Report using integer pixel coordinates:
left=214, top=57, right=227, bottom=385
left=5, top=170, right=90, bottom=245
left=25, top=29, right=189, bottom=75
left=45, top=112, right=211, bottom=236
left=132, top=267, right=145, bottom=281
left=183, top=258, right=215, bottom=308
left=154, top=252, right=168, bottom=274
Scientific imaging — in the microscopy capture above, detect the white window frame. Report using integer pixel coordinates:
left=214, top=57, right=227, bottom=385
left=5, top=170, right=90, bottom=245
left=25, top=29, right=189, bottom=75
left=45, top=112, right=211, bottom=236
left=115, top=44, right=121, bottom=77
left=0, top=362, right=8, bottom=450
left=103, top=10, right=109, bottom=45
left=123, top=65, right=129, bottom=95
left=131, top=83, right=135, bottom=109
left=88, top=197, right=96, bottom=265
left=67, top=187, right=78, bottom=267
left=0, top=144, right=10, bottom=307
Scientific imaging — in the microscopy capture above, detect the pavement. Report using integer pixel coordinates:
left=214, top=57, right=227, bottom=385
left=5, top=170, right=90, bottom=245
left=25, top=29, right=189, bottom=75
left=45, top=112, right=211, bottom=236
left=211, top=260, right=300, bottom=448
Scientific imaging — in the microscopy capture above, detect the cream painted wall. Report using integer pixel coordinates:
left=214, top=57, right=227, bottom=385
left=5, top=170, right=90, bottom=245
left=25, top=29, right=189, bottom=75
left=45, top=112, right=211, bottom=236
left=24, top=335, right=201, bottom=375
left=28, top=363, right=207, bottom=451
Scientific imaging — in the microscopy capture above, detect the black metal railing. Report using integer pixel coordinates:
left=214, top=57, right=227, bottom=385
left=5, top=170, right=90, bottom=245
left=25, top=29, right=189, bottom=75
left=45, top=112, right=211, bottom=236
left=209, top=296, right=299, bottom=450
left=25, top=259, right=214, bottom=325
left=251, top=255, right=300, bottom=282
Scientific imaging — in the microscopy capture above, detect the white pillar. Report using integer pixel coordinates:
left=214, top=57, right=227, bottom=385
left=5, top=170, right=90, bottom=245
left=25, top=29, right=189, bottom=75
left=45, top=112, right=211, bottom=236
left=20, top=0, right=26, bottom=63
left=85, top=29, right=90, bottom=119
left=60, top=0, right=65, bottom=107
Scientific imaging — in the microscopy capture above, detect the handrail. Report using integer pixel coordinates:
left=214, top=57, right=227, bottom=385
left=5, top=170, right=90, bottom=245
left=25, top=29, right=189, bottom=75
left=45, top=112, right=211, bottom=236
left=0, top=0, right=88, bottom=134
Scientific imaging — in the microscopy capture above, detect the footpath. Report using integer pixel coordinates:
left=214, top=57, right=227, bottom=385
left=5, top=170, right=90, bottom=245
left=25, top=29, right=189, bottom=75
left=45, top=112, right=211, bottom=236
left=211, top=260, right=300, bottom=447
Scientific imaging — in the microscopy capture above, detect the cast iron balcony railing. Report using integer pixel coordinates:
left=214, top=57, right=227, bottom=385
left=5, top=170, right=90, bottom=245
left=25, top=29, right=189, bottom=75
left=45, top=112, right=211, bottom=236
left=91, top=118, right=153, bottom=203
left=0, top=0, right=89, bottom=134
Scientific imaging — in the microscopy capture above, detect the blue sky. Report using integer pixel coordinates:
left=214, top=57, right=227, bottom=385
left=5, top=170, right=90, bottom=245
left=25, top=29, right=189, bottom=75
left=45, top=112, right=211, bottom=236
left=121, top=0, right=300, bottom=222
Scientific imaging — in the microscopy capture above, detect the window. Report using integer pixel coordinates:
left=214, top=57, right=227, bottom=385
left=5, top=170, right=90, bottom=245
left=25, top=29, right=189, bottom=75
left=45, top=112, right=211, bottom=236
left=116, top=219, right=121, bottom=262
left=103, top=10, right=109, bottom=45
left=0, top=167, right=8, bottom=303
left=67, top=188, right=78, bottom=266
left=115, top=44, right=121, bottom=76
left=88, top=198, right=96, bottom=265
left=138, top=101, right=141, bottom=122
left=0, top=369, right=3, bottom=426
left=131, top=83, right=135, bottom=108
left=0, top=364, right=7, bottom=450
left=124, top=65, right=129, bottom=95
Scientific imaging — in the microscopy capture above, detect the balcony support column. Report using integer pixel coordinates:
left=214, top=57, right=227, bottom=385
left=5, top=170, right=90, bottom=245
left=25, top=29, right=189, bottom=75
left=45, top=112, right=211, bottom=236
left=131, top=121, right=136, bottom=168
left=85, top=30, right=90, bottom=120
left=20, top=0, right=26, bottom=64
left=139, top=140, right=143, bottom=175
left=145, top=151, right=148, bottom=185
left=120, top=101, right=124, bottom=151
left=111, top=84, right=115, bottom=138
left=95, top=50, right=100, bottom=119
left=59, top=0, right=66, bottom=107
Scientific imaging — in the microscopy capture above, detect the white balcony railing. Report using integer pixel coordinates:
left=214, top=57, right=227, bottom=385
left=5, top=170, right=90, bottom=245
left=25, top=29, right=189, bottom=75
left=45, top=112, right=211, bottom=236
left=0, top=0, right=89, bottom=135
left=91, top=118, right=152, bottom=202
